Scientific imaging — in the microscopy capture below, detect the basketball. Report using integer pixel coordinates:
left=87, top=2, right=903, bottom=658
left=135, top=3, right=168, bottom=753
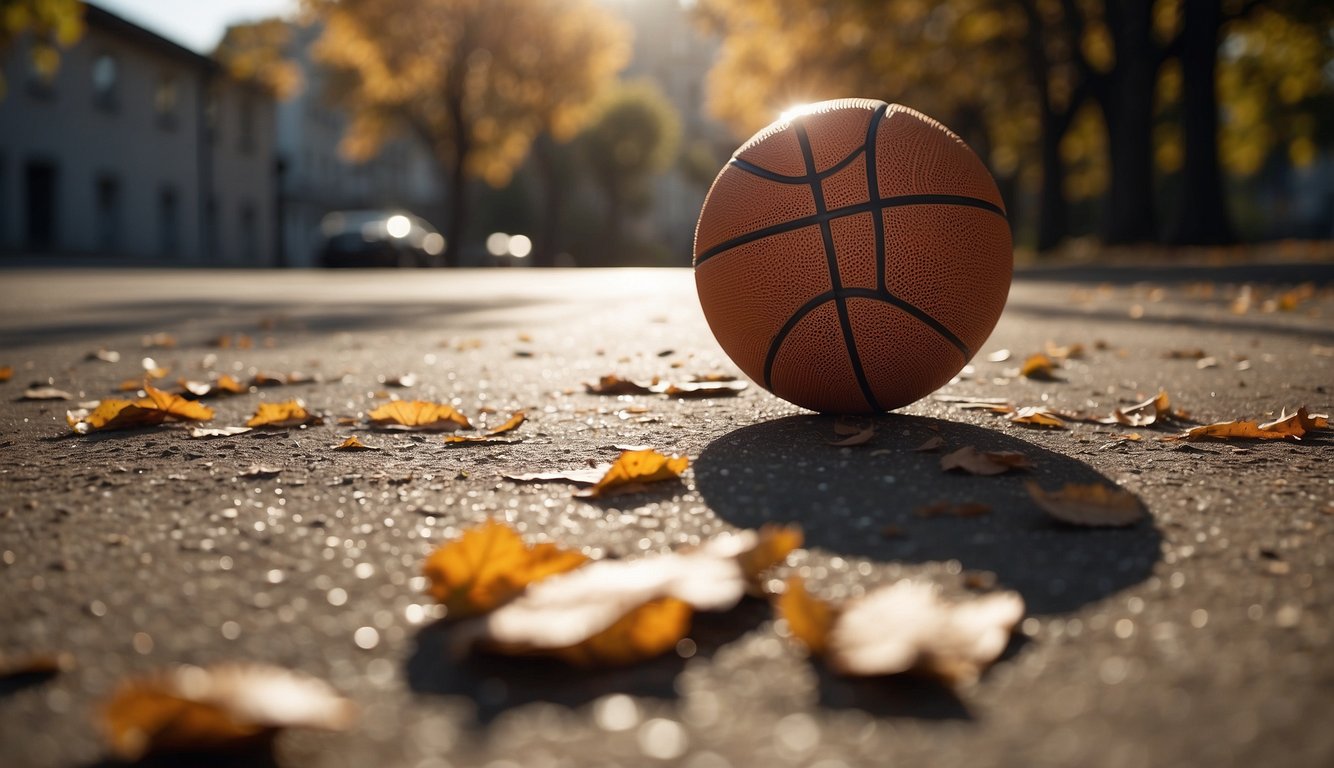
left=693, top=99, right=1012, bottom=414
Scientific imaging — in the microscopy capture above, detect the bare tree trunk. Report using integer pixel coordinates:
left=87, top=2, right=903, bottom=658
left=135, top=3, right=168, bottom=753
left=532, top=134, right=560, bottom=268
left=1168, top=0, right=1233, bottom=245
left=1037, top=111, right=1071, bottom=252
left=1100, top=0, right=1160, bottom=245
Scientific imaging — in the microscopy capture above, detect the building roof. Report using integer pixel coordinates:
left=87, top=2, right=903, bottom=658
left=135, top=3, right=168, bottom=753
left=84, top=3, right=218, bottom=72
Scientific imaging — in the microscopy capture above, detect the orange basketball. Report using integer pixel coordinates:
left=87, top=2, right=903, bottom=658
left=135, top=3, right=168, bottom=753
left=693, top=99, right=1012, bottom=414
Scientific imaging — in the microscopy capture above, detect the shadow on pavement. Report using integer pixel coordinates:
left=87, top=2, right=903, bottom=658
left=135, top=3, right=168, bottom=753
left=694, top=415, right=1162, bottom=616
left=404, top=599, right=769, bottom=726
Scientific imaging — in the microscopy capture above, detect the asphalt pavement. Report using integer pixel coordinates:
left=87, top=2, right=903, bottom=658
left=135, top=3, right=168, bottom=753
left=0, top=264, right=1331, bottom=768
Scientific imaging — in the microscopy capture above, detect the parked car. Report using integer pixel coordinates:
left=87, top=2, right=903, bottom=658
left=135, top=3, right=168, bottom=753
left=316, top=210, right=445, bottom=268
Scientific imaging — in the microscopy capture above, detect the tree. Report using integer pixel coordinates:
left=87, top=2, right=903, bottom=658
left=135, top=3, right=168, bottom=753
left=213, top=18, right=303, bottom=100
left=306, top=0, right=630, bottom=266
left=578, top=80, right=681, bottom=264
left=0, top=0, right=84, bottom=99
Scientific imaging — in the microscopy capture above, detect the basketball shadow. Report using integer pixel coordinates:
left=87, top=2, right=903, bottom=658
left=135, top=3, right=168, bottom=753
left=693, top=415, right=1161, bottom=615
left=404, top=600, right=770, bottom=725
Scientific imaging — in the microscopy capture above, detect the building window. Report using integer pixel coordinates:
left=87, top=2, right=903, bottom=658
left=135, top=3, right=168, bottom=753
left=158, top=186, right=180, bottom=257
left=92, top=53, right=118, bottom=111
left=24, top=160, right=58, bottom=249
left=155, top=74, right=179, bottom=130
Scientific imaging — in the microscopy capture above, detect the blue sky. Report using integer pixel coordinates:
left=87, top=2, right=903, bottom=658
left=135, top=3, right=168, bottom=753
left=93, top=0, right=300, bottom=53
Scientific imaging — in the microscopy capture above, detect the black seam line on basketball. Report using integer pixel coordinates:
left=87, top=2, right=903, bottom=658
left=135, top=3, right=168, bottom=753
left=761, top=289, right=970, bottom=391
left=794, top=120, right=882, bottom=413
left=863, top=104, right=889, bottom=292
left=695, top=193, right=1006, bottom=265
left=728, top=143, right=866, bottom=184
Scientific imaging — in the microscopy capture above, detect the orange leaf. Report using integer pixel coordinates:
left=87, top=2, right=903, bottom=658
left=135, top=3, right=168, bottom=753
left=215, top=374, right=250, bottom=394
left=421, top=520, right=587, bottom=619
left=1027, top=482, right=1145, bottom=527
left=100, top=664, right=356, bottom=761
left=777, top=577, right=834, bottom=655
left=940, top=446, right=1032, bottom=475
left=585, top=375, right=654, bottom=395
left=734, top=524, right=803, bottom=590
left=0, top=650, right=74, bottom=678
left=368, top=400, right=472, bottom=431
left=519, top=597, right=692, bottom=668
left=1100, top=389, right=1171, bottom=427
left=442, top=411, right=527, bottom=443
left=141, top=381, right=215, bottom=422
left=246, top=400, right=317, bottom=428
left=578, top=449, right=689, bottom=498
left=334, top=435, right=379, bottom=451
left=0, top=365, right=13, bottom=382
left=68, top=400, right=166, bottom=434
left=1172, top=406, right=1324, bottom=442
left=1019, top=353, right=1059, bottom=380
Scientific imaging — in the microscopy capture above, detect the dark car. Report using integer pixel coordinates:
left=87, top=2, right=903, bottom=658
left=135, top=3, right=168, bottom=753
left=316, top=210, right=445, bottom=268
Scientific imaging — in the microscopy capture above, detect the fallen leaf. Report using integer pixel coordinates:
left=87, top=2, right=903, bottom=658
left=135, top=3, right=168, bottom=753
left=215, top=374, right=250, bottom=395
left=22, top=385, right=73, bottom=401
left=1007, top=406, right=1067, bottom=429
left=141, top=382, right=215, bottom=422
left=68, top=384, right=215, bottom=434
left=655, top=380, right=747, bottom=398
left=729, top=525, right=803, bottom=592
left=212, top=334, right=254, bottom=349
left=577, top=449, right=689, bottom=498
left=100, top=663, right=356, bottom=761
left=87, top=348, right=121, bottom=363
left=1019, top=353, right=1059, bottom=380
left=188, top=426, right=253, bottom=438
left=140, top=332, right=177, bottom=349
left=368, top=400, right=472, bottom=431
left=933, top=394, right=1011, bottom=405
left=1100, top=389, right=1171, bottom=427
left=422, top=520, right=588, bottom=619
left=241, top=465, right=283, bottom=478
left=461, top=547, right=745, bottom=666
left=915, top=501, right=992, bottom=518
left=0, top=365, right=13, bottom=382
left=914, top=435, right=946, bottom=452
left=1196, top=356, right=1219, bottom=369
left=1163, top=348, right=1207, bottom=360
left=828, top=424, right=875, bottom=446
left=778, top=577, right=1024, bottom=684
left=178, top=374, right=250, bottom=398
left=940, top=446, right=1032, bottom=475
left=1027, top=482, right=1145, bottom=527
left=334, top=436, right=379, bottom=451
left=1170, top=406, right=1325, bottom=442
left=585, top=375, right=654, bottom=395
left=1044, top=342, right=1084, bottom=360
left=380, top=373, right=418, bottom=388
left=247, top=401, right=318, bottom=428
left=504, top=466, right=611, bottom=486
left=0, top=651, right=74, bottom=679
left=443, top=412, right=527, bottom=444
left=984, top=349, right=1011, bottom=363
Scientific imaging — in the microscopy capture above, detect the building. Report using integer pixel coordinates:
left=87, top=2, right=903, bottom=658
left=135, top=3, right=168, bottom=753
left=0, top=4, right=277, bottom=265
left=275, top=21, right=444, bottom=268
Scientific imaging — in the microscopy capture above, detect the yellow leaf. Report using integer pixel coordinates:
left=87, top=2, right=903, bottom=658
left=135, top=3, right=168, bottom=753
left=215, top=374, right=250, bottom=394
left=1173, top=406, right=1323, bottom=442
left=246, top=400, right=316, bottom=428
left=940, top=446, right=1032, bottom=476
left=69, top=400, right=165, bottom=434
left=1019, top=353, right=1059, bottom=380
left=0, top=365, right=12, bottom=382
left=100, top=664, right=356, bottom=761
left=422, top=520, right=587, bottom=619
left=735, top=524, right=802, bottom=589
left=578, top=449, right=689, bottom=498
left=368, top=400, right=472, bottom=431
left=1026, top=482, right=1145, bottom=527
left=777, top=577, right=834, bottom=655
left=334, top=435, right=379, bottom=451
left=141, top=381, right=215, bottom=422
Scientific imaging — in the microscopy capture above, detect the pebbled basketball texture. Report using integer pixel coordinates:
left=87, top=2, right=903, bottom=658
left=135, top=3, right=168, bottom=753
left=694, top=99, right=1012, bottom=414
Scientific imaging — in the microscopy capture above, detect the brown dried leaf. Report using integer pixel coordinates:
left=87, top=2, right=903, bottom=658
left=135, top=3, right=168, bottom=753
left=577, top=449, right=689, bottom=498
left=442, top=412, right=527, bottom=444
left=100, top=664, right=356, bottom=761
left=334, top=436, right=379, bottom=451
left=368, top=400, right=472, bottom=431
left=915, top=501, right=992, bottom=518
left=1027, top=482, right=1145, bottom=527
left=655, top=379, right=747, bottom=398
left=914, top=435, right=946, bottom=452
left=0, top=651, right=74, bottom=679
left=188, top=426, right=252, bottom=438
left=828, top=424, right=875, bottom=446
left=1171, top=406, right=1324, bottom=442
left=246, top=400, right=317, bottom=428
left=1100, top=389, right=1171, bottom=427
left=1163, top=348, right=1207, bottom=360
left=0, top=365, right=14, bottom=382
left=422, top=520, right=588, bottom=619
left=585, top=375, right=654, bottom=395
left=1044, top=341, right=1085, bottom=360
left=940, top=446, right=1032, bottom=475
